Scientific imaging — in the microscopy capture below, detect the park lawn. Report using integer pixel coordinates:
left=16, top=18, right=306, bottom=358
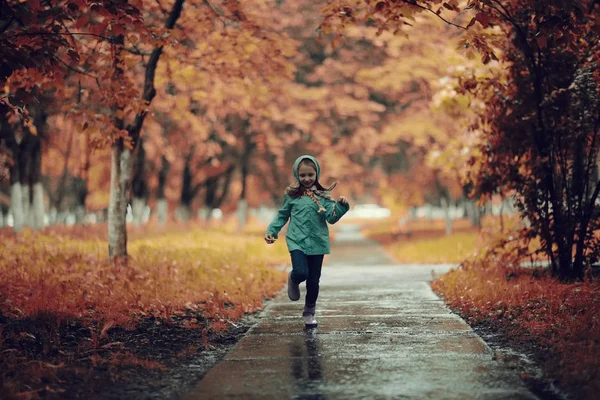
left=362, top=217, right=483, bottom=264
left=363, top=215, right=598, bottom=398
left=0, top=224, right=289, bottom=398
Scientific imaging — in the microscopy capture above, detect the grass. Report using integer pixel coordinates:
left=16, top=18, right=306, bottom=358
left=362, top=217, right=483, bottom=263
left=0, top=222, right=289, bottom=398
left=1, top=225, right=289, bottom=326
left=4, top=213, right=597, bottom=398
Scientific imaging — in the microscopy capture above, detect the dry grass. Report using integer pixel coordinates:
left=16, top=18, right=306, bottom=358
left=363, top=217, right=483, bottom=263
left=0, top=224, right=289, bottom=328
left=362, top=215, right=545, bottom=264
left=0, top=223, right=289, bottom=398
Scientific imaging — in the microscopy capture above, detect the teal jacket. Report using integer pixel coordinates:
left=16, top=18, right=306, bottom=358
left=267, top=155, right=350, bottom=255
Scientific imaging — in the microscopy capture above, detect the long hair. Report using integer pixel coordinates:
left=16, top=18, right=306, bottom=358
left=285, top=159, right=337, bottom=199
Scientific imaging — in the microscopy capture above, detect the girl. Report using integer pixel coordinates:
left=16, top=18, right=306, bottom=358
left=264, top=155, right=350, bottom=328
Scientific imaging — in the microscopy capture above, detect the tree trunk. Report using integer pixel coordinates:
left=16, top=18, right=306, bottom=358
left=433, top=171, right=452, bottom=234
left=73, top=177, right=88, bottom=224
left=238, top=165, right=248, bottom=231
left=132, top=197, right=146, bottom=226
left=74, top=130, right=92, bottom=225
left=48, top=206, right=57, bottom=226
left=502, top=197, right=515, bottom=216
left=203, top=175, right=218, bottom=222
left=465, top=199, right=481, bottom=229
left=131, top=138, right=148, bottom=226
left=573, top=156, right=600, bottom=280
left=16, top=132, right=35, bottom=228
left=32, top=182, right=45, bottom=229
left=7, top=132, right=24, bottom=232
left=440, top=195, right=452, bottom=235
left=214, top=165, right=234, bottom=208
left=177, top=205, right=192, bottom=222
left=10, top=183, right=23, bottom=232
left=106, top=0, right=184, bottom=261
left=107, top=140, right=132, bottom=262
left=200, top=164, right=234, bottom=223
left=178, top=150, right=195, bottom=222
left=156, top=155, right=170, bottom=226
left=157, top=199, right=168, bottom=226
left=237, top=199, right=247, bottom=230
left=199, top=207, right=211, bottom=221
left=263, top=141, right=285, bottom=201
left=74, top=205, right=86, bottom=224
left=53, top=123, right=75, bottom=215
left=237, top=134, right=253, bottom=231
left=30, top=134, right=44, bottom=229
left=21, top=183, right=31, bottom=227
left=556, top=243, right=575, bottom=282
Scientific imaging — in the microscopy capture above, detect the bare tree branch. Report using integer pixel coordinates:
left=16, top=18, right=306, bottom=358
left=4, top=31, right=112, bottom=41
left=203, top=0, right=227, bottom=28
left=404, top=0, right=468, bottom=30
left=126, top=0, right=185, bottom=141
left=54, top=56, right=97, bottom=79
left=123, top=46, right=152, bottom=56
left=0, top=17, right=15, bottom=33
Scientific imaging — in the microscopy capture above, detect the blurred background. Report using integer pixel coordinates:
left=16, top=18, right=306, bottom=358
left=0, top=2, right=506, bottom=237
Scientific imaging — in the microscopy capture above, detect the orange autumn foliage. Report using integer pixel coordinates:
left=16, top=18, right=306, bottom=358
left=0, top=223, right=290, bottom=398
left=0, top=226, right=288, bottom=330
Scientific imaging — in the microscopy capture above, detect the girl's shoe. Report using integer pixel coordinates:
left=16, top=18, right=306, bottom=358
left=302, top=312, right=318, bottom=328
left=287, top=273, right=300, bottom=301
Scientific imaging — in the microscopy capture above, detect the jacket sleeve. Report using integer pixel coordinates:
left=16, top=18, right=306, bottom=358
left=266, top=195, right=292, bottom=238
left=323, top=193, right=350, bottom=225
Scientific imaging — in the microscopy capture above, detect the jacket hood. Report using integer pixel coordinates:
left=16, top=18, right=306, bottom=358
left=292, top=155, right=320, bottom=182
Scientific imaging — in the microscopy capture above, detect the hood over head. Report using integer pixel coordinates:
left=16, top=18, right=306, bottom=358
left=292, top=155, right=320, bottom=182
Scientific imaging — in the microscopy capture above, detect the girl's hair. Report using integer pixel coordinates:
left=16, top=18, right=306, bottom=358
left=285, top=158, right=337, bottom=199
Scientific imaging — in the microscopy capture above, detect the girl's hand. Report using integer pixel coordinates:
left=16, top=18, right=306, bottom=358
left=337, top=196, right=349, bottom=206
left=264, top=234, right=276, bottom=244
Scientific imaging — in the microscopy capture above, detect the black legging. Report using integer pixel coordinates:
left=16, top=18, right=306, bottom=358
left=289, top=250, right=324, bottom=308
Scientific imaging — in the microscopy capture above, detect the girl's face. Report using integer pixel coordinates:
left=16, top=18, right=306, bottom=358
left=298, top=163, right=316, bottom=188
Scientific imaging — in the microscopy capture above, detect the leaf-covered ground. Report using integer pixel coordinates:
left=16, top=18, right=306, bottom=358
left=0, top=224, right=289, bottom=399
left=4, top=218, right=597, bottom=399
left=362, top=217, right=482, bottom=264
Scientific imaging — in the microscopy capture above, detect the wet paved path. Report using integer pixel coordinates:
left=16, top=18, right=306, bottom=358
left=185, top=225, right=538, bottom=400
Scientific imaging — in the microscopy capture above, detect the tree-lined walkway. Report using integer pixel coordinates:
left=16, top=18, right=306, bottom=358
left=185, top=225, right=538, bottom=399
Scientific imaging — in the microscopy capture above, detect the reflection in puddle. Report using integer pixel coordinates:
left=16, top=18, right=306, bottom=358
left=289, top=329, right=326, bottom=399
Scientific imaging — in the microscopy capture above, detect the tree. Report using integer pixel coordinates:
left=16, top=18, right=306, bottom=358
left=463, top=1, right=600, bottom=280
left=350, top=14, right=471, bottom=227
left=321, top=0, right=600, bottom=280
left=0, top=0, right=145, bottom=115
left=60, top=0, right=295, bottom=260
left=0, top=0, right=146, bottom=233
left=106, top=0, right=184, bottom=262
left=141, top=0, right=299, bottom=227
